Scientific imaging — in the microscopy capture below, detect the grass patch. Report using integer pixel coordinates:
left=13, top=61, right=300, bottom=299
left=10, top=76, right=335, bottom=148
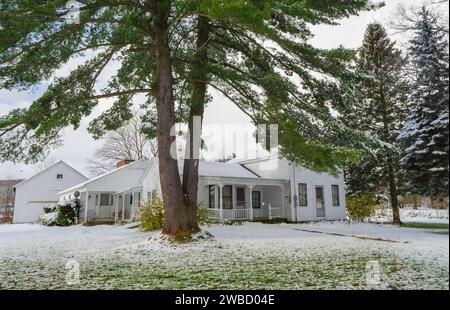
left=0, top=246, right=448, bottom=290
left=400, top=222, right=449, bottom=230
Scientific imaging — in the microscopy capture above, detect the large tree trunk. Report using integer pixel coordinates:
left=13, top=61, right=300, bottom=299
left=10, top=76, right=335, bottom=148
left=388, top=161, right=401, bottom=225
left=182, top=15, right=209, bottom=229
left=150, top=0, right=191, bottom=235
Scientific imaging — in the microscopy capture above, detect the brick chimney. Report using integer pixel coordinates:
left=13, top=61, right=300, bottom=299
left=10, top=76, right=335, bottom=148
left=116, top=159, right=135, bottom=168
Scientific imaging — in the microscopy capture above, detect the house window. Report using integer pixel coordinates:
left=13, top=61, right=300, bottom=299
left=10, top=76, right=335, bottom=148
left=95, top=194, right=99, bottom=206
left=100, top=193, right=110, bottom=206
left=236, top=187, right=246, bottom=208
left=298, top=183, right=308, bottom=206
left=332, top=185, right=340, bottom=206
left=252, top=191, right=261, bottom=209
left=222, top=185, right=233, bottom=209
left=130, top=194, right=133, bottom=205
left=147, top=192, right=151, bottom=200
left=57, top=174, right=63, bottom=179
left=208, top=185, right=215, bottom=209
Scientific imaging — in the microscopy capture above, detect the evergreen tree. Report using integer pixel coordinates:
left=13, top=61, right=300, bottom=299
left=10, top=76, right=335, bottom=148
left=1, top=1, right=380, bottom=235
left=398, top=7, right=449, bottom=202
left=345, top=23, right=408, bottom=224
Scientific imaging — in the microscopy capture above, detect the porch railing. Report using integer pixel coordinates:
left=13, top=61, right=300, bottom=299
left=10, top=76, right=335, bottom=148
left=206, top=206, right=288, bottom=221
left=269, top=205, right=285, bottom=219
left=207, top=208, right=220, bottom=219
left=223, top=208, right=250, bottom=220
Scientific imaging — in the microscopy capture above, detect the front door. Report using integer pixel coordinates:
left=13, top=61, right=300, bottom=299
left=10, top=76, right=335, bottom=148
left=98, top=193, right=112, bottom=219
left=315, top=186, right=325, bottom=218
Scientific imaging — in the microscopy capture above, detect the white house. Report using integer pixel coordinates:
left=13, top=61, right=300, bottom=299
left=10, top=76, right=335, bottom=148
left=13, top=161, right=88, bottom=223
left=58, top=156, right=346, bottom=223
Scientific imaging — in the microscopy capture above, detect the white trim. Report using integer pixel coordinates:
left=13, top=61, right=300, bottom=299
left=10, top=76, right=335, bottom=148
left=58, top=159, right=147, bottom=195
left=14, top=161, right=87, bottom=189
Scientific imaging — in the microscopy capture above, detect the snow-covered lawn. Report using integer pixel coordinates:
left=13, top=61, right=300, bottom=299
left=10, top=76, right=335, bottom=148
left=371, top=208, right=449, bottom=223
left=0, top=221, right=448, bottom=290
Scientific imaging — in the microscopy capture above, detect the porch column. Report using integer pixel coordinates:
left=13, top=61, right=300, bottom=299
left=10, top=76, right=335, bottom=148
left=122, top=194, right=125, bottom=221
left=280, top=185, right=285, bottom=219
left=114, top=195, right=118, bottom=223
left=268, top=203, right=272, bottom=220
left=84, top=190, right=89, bottom=223
left=219, top=184, right=223, bottom=222
left=249, top=185, right=254, bottom=221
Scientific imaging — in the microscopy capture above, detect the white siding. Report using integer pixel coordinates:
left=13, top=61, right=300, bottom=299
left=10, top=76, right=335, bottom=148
left=13, top=162, right=87, bottom=223
left=291, top=166, right=346, bottom=221
left=242, top=157, right=347, bottom=222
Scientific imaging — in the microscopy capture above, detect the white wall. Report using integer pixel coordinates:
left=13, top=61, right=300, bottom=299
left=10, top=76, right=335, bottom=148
left=13, top=162, right=87, bottom=223
left=242, top=157, right=346, bottom=221
left=141, top=159, right=162, bottom=200
left=291, top=166, right=346, bottom=221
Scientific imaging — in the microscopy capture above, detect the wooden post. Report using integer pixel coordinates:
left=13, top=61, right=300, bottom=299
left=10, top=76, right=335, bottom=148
left=84, top=190, right=89, bottom=223
left=114, top=194, right=118, bottom=223
left=249, top=185, right=254, bottom=221
left=269, top=203, right=272, bottom=220
left=219, top=184, right=223, bottom=222
left=122, top=194, right=125, bottom=221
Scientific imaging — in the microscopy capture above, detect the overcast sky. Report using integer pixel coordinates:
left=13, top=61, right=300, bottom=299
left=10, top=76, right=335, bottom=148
left=0, top=0, right=445, bottom=179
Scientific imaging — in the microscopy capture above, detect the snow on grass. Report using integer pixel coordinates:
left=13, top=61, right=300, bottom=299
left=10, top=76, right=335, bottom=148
left=371, top=208, right=449, bottom=223
left=0, top=222, right=448, bottom=290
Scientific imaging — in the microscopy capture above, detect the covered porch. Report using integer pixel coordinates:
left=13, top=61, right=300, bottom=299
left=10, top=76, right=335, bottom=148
left=79, top=187, right=142, bottom=223
left=202, top=177, right=291, bottom=222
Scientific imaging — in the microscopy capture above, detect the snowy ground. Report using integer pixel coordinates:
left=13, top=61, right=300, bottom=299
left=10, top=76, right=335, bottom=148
left=0, top=221, right=448, bottom=290
left=371, top=208, right=449, bottom=223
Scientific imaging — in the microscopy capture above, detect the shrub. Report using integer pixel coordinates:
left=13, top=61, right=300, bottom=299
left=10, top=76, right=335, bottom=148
left=39, top=198, right=80, bottom=226
left=196, top=203, right=215, bottom=226
left=138, top=195, right=165, bottom=231
left=138, top=195, right=213, bottom=232
left=346, top=194, right=376, bottom=222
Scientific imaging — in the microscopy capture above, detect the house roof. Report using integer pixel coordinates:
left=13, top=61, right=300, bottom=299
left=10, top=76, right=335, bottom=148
left=188, top=160, right=260, bottom=178
left=59, top=159, right=148, bottom=195
left=13, top=161, right=87, bottom=188
left=228, top=154, right=283, bottom=165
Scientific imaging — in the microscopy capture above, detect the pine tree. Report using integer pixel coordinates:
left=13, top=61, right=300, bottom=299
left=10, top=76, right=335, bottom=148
left=398, top=7, right=449, bottom=202
left=1, top=1, right=379, bottom=235
left=345, top=23, right=408, bottom=224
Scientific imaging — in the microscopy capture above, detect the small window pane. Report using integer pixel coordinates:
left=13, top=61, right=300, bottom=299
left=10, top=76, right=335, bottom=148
left=222, top=185, right=233, bottom=209
left=252, top=191, right=261, bottom=209
left=332, top=185, right=340, bottom=206
left=208, top=185, right=215, bottom=209
left=298, top=183, right=308, bottom=206
left=100, top=194, right=110, bottom=206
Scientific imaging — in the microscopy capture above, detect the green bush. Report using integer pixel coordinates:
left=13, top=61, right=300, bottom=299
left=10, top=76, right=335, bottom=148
left=138, top=195, right=213, bottom=232
left=196, top=203, right=215, bottom=226
left=39, top=199, right=80, bottom=226
left=346, top=194, right=376, bottom=222
left=138, top=195, right=165, bottom=231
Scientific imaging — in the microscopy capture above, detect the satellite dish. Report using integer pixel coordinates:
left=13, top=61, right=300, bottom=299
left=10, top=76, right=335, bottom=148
left=74, top=191, right=80, bottom=198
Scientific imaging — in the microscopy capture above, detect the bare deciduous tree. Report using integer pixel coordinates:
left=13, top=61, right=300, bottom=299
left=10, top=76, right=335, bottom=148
left=87, top=114, right=157, bottom=176
left=390, top=1, right=449, bottom=36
